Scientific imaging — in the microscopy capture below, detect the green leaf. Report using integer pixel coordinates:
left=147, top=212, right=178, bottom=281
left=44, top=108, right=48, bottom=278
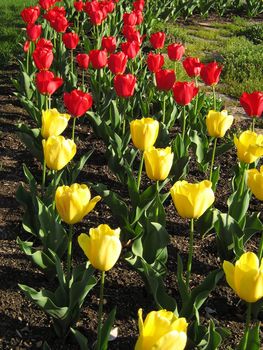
left=190, top=130, right=208, bottom=164
left=196, top=209, right=218, bottom=237
left=109, top=100, right=121, bottom=129
left=100, top=307, right=117, bottom=350
left=16, top=124, right=43, bottom=161
left=199, top=320, right=222, bottom=350
left=227, top=189, right=250, bottom=223
left=70, top=328, right=89, bottom=350
left=70, top=150, right=93, bottom=184
left=237, top=323, right=260, bottom=350
left=177, top=254, right=190, bottom=305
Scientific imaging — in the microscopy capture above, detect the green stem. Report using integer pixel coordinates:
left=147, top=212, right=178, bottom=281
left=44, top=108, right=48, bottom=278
left=67, top=225, right=73, bottom=283
left=42, top=158, right=46, bottom=194
left=174, top=61, right=177, bottom=75
left=242, top=303, right=251, bottom=350
left=186, top=218, right=194, bottom=291
left=252, top=118, right=255, bottom=132
left=52, top=170, right=57, bottom=212
left=182, top=106, right=186, bottom=140
left=45, top=95, right=49, bottom=110
left=26, top=50, right=29, bottom=74
left=209, top=138, right=217, bottom=182
left=48, top=95, right=51, bottom=109
left=96, top=270, right=106, bottom=350
left=155, top=181, right=159, bottom=220
left=258, top=232, right=263, bottom=261
left=239, top=164, right=247, bottom=195
left=212, top=85, right=216, bottom=110
left=194, top=77, right=199, bottom=116
left=162, top=94, right=166, bottom=124
left=137, top=152, right=144, bottom=191
left=82, top=69, right=85, bottom=90
left=72, top=118, right=76, bottom=142
left=71, top=49, right=74, bottom=73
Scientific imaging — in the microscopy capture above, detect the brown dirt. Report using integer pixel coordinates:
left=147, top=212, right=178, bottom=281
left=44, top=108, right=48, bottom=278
left=0, top=64, right=262, bottom=350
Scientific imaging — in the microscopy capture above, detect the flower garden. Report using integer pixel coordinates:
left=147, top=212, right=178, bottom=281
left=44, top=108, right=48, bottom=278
left=0, top=0, right=263, bottom=349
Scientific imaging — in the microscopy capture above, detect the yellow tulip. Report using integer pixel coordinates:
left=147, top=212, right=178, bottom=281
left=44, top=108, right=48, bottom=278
left=234, top=130, right=263, bottom=164
left=130, top=117, right=159, bottom=151
left=78, top=224, right=122, bottom=271
left=135, top=309, right=188, bottom=350
left=144, top=147, right=174, bottom=181
left=170, top=180, right=215, bottom=219
left=41, top=108, right=71, bottom=139
left=223, top=252, right=263, bottom=303
left=247, top=166, right=263, bottom=201
left=206, top=110, right=233, bottom=138
left=42, top=135, right=76, bottom=170
left=55, top=183, right=101, bottom=224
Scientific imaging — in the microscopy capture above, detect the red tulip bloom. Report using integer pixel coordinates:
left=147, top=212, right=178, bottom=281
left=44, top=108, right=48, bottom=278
left=123, top=12, right=137, bottom=26
left=150, top=32, right=166, bottom=49
left=155, top=69, right=175, bottom=91
left=36, top=71, right=63, bottom=95
left=36, top=38, right=53, bottom=50
left=23, top=41, right=30, bottom=53
left=44, top=6, right=66, bottom=21
left=33, top=47, right=54, bottom=70
left=50, top=15, right=69, bottom=33
left=133, top=0, right=144, bottom=11
left=102, top=36, right=117, bottom=53
left=84, top=1, right=99, bottom=15
left=240, top=91, right=263, bottom=118
left=21, top=6, right=40, bottom=24
left=167, top=43, right=185, bottom=61
left=76, top=53, right=90, bottom=69
left=89, top=49, right=107, bottom=69
left=182, top=57, right=202, bottom=78
left=122, top=25, right=137, bottom=40
left=114, top=74, right=136, bottom=98
left=26, top=24, right=42, bottom=42
left=173, top=82, right=199, bottom=106
left=64, top=89, right=93, bottom=117
left=147, top=53, right=164, bottom=73
left=62, top=32, right=79, bottom=50
left=121, top=41, right=140, bottom=59
left=108, top=52, right=127, bottom=75
left=39, top=0, right=57, bottom=10
left=134, top=10, right=143, bottom=25
left=90, top=10, right=104, bottom=25
left=200, top=61, right=222, bottom=86
left=74, top=1, right=83, bottom=11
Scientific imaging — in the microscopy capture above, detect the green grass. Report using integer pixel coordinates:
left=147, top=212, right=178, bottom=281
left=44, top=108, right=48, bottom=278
left=0, top=0, right=35, bottom=66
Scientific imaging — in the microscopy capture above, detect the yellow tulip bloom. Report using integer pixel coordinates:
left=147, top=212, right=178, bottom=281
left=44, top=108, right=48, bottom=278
left=144, top=147, right=174, bottom=181
left=247, top=166, right=263, bottom=201
left=42, top=135, right=76, bottom=170
left=130, top=117, right=159, bottom=151
left=78, top=224, right=122, bottom=271
left=223, top=252, right=263, bottom=303
left=41, top=108, right=70, bottom=139
left=135, top=309, right=188, bottom=350
left=170, top=180, right=215, bottom=219
left=55, top=184, right=101, bottom=224
left=234, top=130, right=263, bottom=164
left=206, top=110, right=233, bottom=138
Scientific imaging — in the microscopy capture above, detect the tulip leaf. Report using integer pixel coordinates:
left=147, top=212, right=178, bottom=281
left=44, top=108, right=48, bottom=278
left=177, top=254, right=190, bottom=305
left=243, top=212, right=263, bottom=243
left=16, top=123, right=43, bottom=161
left=109, top=99, right=121, bottom=129
left=227, top=188, right=250, bottom=224
left=70, top=328, right=89, bottom=350
left=203, top=141, right=233, bottom=165
left=196, top=208, right=218, bottom=237
left=198, top=320, right=223, bottom=350
left=100, top=307, right=117, bottom=350
left=190, top=130, right=209, bottom=165
left=211, top=165, right=220, bottom=191
left=22, top=164, right=38, bottom=194
left=68, top=150, right=93, bottom=184
left=237, top=323, right=260, bottom=350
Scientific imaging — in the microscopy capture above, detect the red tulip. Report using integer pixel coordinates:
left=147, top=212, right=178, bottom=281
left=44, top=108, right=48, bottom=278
left=114, top=74, right=136, bottom=98
left=147, top=53, right=164, bottom=73
left=89, top=10, right=104, bottom=25
left=64, top=89, right=93, bottom=117
left=108, top=52, right=127, bottom=75
left=39, top=0, right=57, bottom=10
left=173, top=82, right=199, bottom=106
left=200, top=61, right=222, bottom=86
left=21, top=6, right=40, bottom=24
left=74, top=1, right=83, bottom=11
left=133, top=0, right=144, bottom=11
left=134, top=10, right=143, bottom=25
left=122, top=25, right=137, bottom=40
left=33, top=47, right=54, bottom=70
left=167, top=43, right=185, bottom=61
left=62, top=32, right=79, bottom=50
left=36, top=71, right=63, bottom=95
left=23, top=41, right=30, bottom=53
left=123, top=12, right=137, bottom=26
left=240, top=91, right=263, bottom=118
left=84, top=1, right=99, bottom=15
left=76, top=53, right=90, bottom=69
left=121, top=41, right=140, bottom=59
left=44, top=6, right=66, bottom=21
left=102, top=36, right=117, bottom=53
left=36, top=38, right=53, bottom=50
left=89, top=49, right=107, bottom=69
left=182, top=57, right=202, bottom=78
left=26, top=24, right=42, bottom=42
left=50, top=15, right=69, bottom=33
left=150, top=32, right=165, bottom=49
left=155, top=69, right=175, bottom=91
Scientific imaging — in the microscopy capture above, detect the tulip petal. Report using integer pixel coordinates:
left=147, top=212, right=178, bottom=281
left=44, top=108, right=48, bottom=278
left=153, top=330, right=187, bottom=350
left=223, top=260, right=235, bottom=291
left=78, top=233, right=90, bottom=259
left=84, top=195, right=101, bottom=216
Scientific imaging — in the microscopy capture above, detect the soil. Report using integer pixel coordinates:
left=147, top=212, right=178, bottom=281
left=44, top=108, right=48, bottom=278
left=0, top=61, right=263, bottom=350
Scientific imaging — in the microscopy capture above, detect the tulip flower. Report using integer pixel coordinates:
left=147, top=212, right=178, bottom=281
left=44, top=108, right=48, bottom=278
left=89, top=49, right=108, bottom=69
left=133, top=0, right=144, bottom=11
left=167, top=43, right=185, bottom=61
left=108, top=52, right=128, bottom=75
left=62, top=32, right=79, bottom=49
left=182, top=57, right=202, bottom=78
left=135, top=309, right=188, bottom=350
left=123, top=12, right=137, bottom=26
left=155, top=69, right=176, bottom=91
left=41, top=109, right=70, bottom=139
left=50, top=14, right=69, bottom=33
left=134, top=10, right=143, bottom=25
left=144, top=147, right=174, bottom=181
left=21, top=6, right=40, bottom=24
left=102, top=36, right=117, bottom=53
left=36, top=71, right=63, bottom=96
left=39, top=0, right=56, bottom=10
left=64, top=89, right=93, bottom=117
left=234, top=130, right=263, bottom=164
left=247, top=166, right=263, bottom=201
left=42, top=135, right=76, bottom=171
left=130, top=117, right=159, bottom=151
left=240, top=91, right=263, bottom=132
left=78, top=224, right=121, bottom=350
left=146, top=53, right=164, bottom=73
left=150, top=32, right=166, bottom=49
left=200, top=61, right=222, bottom=86
left=74, top=1, right=83, bottom=11
left=26, top=23, right=42, bottom=42
left=33, top=47, right=54, bottom=71
left=36, top=38, right=53, bottom=50
left=170, top=180, right=215, bottom=289
left=76, top=53, right=90, bottom=69
left=121, top=41, right=140, bottom=59
left=122, top=25, right=137, bottom=40
left=172, top=81, right=199, bottom=106
left=114, top=74, right=136, bottom=98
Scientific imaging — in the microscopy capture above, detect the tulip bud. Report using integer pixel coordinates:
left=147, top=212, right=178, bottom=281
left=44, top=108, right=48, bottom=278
left=247, top=166, right=263, bottom=201
left=135, top=308, right=188, bottom=350
left=200, top=61, right=222, bottom=86
left=130, top=117, right=159, bottom=151
left=55, top=184, right=101, bottom=224
left=240, top=91, right=263, bottom=118
left=170, top=180, right=215, bottom=219
left=223, top=252, right=263, bottom=303
left=206, top=110, right=233, bottom=138
left=78, top=224, right=121, bottom=271
left=144, top=147, right=174, bottom=181
left=234, top=130, right=263, bottom=164
left=41, top=109, right=70, bottom=139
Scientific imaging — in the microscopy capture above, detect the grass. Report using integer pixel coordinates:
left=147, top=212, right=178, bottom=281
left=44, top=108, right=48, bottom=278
left=153, top=16, right=263, bottom=98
